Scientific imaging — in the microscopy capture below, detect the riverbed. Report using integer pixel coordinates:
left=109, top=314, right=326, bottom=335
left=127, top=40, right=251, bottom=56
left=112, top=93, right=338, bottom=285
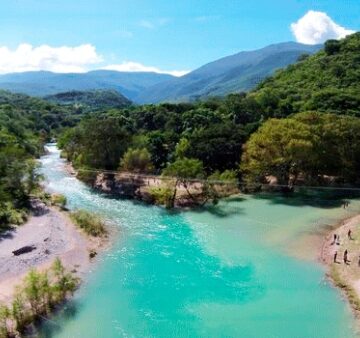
left=39, top=144, right=360, bottom=338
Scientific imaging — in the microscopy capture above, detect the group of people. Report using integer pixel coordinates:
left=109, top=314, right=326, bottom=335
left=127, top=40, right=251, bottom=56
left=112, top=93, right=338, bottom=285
left=332, top=229, right=359, bottom=265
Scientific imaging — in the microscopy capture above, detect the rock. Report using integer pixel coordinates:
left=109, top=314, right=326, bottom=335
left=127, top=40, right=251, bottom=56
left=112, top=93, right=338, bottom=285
left=89, top=249, right=97, bottom=259
left=30, top=197, right=49, bottom=216
left=12, top=245, right=37, bottom=256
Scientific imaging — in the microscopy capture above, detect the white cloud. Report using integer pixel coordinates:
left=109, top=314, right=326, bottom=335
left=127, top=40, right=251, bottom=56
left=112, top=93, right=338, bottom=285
left=291, top=10, right=355, bottom=45
left=0, top=43, right=189, bottom=77
left=0, top=43, right=102, bottom=74
left=102, top=61, right=189, bottom=77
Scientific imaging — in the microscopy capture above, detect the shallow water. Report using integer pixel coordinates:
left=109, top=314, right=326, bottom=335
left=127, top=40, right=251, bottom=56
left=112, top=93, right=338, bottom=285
left=39, top=144, right=359, bottom=338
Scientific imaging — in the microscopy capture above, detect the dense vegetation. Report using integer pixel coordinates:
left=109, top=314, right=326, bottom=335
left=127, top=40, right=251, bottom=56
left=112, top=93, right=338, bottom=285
left=58, top=97, right=254, bottom=175
left=0, top=259, right=78, bottom=337
left=241, top=112, right=360, bottom=186
left=44, top=90, right=132, bottom=112
left=251, top=33, right=360, bottom=117
left=0, top=90, right=82, bottom=228
left=59, top=33, right=360, bottom=195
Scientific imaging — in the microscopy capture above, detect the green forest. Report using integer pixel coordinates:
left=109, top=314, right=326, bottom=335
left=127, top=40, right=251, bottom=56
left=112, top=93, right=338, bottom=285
left=59, top=34, right=360, bottom=180
left=0, top=91, right=82, bottom=227
left=2, top=32, right=360, bottom=223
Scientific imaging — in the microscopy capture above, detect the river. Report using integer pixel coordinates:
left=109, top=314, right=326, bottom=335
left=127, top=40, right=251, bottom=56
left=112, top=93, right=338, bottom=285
left=39, top=144, right=359, bottom=338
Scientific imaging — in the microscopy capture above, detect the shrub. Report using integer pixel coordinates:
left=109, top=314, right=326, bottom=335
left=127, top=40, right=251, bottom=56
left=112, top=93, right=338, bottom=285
left=0, top=203, right=27, bottom=229
left=70, top=210, right=106, bottom=237
left=51, top=194, right=67, bottom=209
left=148, top=186, right=175, bottom=209
left=119, top=147, right=154, bottom=173
left=0, top=259, right=79, bottom=336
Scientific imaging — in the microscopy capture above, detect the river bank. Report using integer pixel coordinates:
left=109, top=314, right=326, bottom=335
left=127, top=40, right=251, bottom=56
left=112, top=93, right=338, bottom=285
left=321, top=213, right=360, bottom=326
left=0, top=205, right=104, bottom=303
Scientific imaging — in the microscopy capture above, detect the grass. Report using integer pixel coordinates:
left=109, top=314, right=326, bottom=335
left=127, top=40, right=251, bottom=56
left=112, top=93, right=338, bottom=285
left=70, top=210, right=107, bottom=237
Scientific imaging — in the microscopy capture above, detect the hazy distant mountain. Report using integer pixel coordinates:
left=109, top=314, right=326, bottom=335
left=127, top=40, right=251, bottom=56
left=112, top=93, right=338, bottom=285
left=44, top=90, right=132, bottom=111
left=0, top=70, right=174, bottom=102
left=0, top=42, right=322, bottom=104
left=137, top=42, right=322, bottom=103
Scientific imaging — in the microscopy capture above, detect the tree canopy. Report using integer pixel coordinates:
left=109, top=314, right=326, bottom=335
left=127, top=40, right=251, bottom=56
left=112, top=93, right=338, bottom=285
left=241, top=112, right=360, bottom=186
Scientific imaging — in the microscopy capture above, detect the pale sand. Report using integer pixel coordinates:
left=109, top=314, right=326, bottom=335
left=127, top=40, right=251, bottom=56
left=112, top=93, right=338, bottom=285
left=0, top=207, right=97, bottom=303
left=321, top=214, right=360, bottom=318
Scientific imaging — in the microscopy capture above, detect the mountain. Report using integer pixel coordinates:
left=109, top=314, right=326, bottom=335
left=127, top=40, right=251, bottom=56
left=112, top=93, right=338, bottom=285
left=0, top=42, right=322, bottom=104
left=0, top=70, right=174, bottom=102
left=137, top=42, right=322, bottom=103
left=250, top=32, right=360, bottom=117
left=44, top=90, right=132, bottom=111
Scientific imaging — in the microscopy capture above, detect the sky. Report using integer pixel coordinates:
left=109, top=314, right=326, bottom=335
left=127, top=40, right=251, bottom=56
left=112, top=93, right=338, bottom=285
left=0, top=0, right=359, bottom=75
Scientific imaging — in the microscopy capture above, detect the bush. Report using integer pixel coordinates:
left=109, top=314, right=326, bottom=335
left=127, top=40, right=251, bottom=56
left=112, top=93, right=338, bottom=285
left=0, top=259, right=79, bottom=336
left=148, top=186, right=175, bottom=209
left=0, top=203, right=27, bottom=229
left=119, top=147, right=154, bottom=173
left=37, top=192, right=52, bottom=205
left=70, top=210, right=106, bottom=237
left=51, top=194, right=67, bottom=209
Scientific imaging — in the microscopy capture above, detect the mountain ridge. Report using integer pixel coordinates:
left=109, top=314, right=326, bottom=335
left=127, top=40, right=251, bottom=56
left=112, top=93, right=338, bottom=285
left=0, top=70, right=174, bottom=101
left=0, top=41, right=322, bottom=104
left=136, top=42, right=322, bottom=103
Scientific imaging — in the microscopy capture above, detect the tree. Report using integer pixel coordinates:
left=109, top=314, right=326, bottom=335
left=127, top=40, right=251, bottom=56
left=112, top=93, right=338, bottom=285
left=146, top=131, right=175, bottom=170
left=162, top=158, right=205, bottom=206
left=119, top=148, right=154, bottom=173
left=72, top=116, right=131, bottom=170
left=241, top=112, right=360, bottom=186
left=241, top=116, right=316, bottom=186
left=186, top=123, right=246, bottom=173
left=162, top=158, right=204, bottom=181
left=325, top=39, right=341, bottom=55
left=51, top=258, right=78, bottom=302
left=174, top=138, right=190, bottom=159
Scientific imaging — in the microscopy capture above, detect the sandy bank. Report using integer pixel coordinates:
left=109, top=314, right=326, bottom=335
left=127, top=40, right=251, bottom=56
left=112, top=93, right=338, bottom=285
left=321, top=214, right=360, bottom=321
left=0, top=206, right=100, bottom=303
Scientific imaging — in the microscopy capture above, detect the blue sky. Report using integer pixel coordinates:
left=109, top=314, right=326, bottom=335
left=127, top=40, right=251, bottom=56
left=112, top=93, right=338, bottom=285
left=0, top=0, right=359, bottom=75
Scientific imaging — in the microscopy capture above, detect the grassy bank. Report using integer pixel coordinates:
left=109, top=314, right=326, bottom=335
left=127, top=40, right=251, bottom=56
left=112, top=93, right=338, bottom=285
left=70, top=210, right=107, bottom=237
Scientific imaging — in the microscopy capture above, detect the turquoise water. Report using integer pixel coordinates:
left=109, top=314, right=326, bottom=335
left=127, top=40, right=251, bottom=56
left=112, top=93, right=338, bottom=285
left=40, top=144, right=359, bottom=338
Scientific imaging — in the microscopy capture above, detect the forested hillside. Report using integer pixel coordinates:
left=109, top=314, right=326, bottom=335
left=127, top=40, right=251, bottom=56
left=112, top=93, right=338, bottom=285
left=251, top=32, right=360, bottom=117
left=44, top=90, right=132, bottom=112
left=0, top=90, right=80, bottom=227
left=137, top=42, right=321, bottom=103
